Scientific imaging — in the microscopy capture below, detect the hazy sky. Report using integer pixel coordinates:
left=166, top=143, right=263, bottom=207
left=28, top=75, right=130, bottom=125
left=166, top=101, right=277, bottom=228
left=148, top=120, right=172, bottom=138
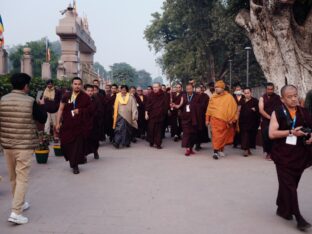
left=2, top=0, right=164, bottom=78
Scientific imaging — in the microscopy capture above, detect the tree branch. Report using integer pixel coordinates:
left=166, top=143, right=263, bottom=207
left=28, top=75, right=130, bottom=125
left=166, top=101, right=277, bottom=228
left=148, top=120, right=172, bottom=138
left=235, top=9, right=252, bottom=36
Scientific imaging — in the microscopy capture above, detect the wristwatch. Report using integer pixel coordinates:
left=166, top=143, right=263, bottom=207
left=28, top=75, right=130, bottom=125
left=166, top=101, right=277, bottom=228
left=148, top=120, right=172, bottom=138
left=289, top=129, right=293, bottom=135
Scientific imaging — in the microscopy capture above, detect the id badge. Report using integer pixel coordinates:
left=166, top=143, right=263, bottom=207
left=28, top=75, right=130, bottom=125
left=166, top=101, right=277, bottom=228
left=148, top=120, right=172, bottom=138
left=286, top=135, right=297, bottom=145
left=186, top=105, right=190, bottom=112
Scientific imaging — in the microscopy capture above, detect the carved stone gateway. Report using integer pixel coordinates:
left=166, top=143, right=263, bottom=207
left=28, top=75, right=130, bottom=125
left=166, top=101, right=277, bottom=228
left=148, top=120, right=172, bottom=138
left=56, top=4, right=97, bottom=83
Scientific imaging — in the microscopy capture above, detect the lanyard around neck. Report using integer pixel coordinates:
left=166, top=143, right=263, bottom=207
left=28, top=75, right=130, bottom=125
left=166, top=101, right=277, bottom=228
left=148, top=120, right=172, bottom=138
left=283, top=107, right=296, bottom=129
left=187, top=94, right=193, bottom=103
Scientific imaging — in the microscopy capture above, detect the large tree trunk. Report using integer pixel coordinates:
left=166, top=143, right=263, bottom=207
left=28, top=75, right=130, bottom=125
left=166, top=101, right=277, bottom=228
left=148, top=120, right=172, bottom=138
left=235, top=0, right=312, bottom=98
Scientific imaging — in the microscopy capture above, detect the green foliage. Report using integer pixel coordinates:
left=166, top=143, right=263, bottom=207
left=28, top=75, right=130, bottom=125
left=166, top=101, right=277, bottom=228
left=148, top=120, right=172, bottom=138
left=153, top=76, right=164, bottom=84
left=144, top=0, right=266, bottom=87
left=0, top=74, right=12, bottom=97
left=94, top=62, right=108, bottom=79
left=0, top=74, right=70, bottom=98
left=137, top=70, right=153, bottom=88
left=36, top=131, right=51, bottom=150
left=109, top=63, right=137, bottom=86
left=107, top=63, right=153, bottom=88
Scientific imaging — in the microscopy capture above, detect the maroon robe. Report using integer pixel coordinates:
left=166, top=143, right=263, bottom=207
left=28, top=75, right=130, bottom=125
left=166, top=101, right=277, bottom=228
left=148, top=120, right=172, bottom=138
left=85, top=94, right=105, bottom=156
left=99, top=94, right=107, bottom=141
left=162, top=92, right=171, bottom=138
left=197, top=93, right=210, bottom=145
left=271, top=106, right=312, bottom=219
left=60, top=91, right=91, bottom=168
left=233, top=95, right=245, bottom=147
left=170, top=92, right=183, bottom=138
left=261, top=93, right=282, bottom=153
left=134, top=93, right=147, bottom=137
left=146, top=90, right=168, bottom=147
left=239, top=97, right=260, bottom=150
left=105, top=93, right=116, bottom=141
left=180, top=93, right=202, bottom=148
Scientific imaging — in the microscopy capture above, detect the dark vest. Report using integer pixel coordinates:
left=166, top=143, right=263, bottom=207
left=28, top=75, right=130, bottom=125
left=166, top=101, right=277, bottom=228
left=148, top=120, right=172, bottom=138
left=271, top=106, right=312, bottom=169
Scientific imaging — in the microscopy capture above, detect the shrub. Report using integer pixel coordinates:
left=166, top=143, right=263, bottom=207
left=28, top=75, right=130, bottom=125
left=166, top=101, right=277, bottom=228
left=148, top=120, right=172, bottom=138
left=0, top=74, right=71, bottom=98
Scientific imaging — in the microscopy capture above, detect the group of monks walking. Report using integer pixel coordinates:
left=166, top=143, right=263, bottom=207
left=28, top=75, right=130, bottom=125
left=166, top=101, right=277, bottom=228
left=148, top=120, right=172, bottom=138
left=1, top=73, right=312, bottom=231
left=49, top=77, right=283, bottom=175
left=52, top=78, right=312, bottom=231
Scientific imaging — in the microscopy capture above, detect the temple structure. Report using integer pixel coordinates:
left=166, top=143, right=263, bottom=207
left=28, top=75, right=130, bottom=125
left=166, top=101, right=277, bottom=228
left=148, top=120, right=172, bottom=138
left=56, top=3, right=98, bottom=83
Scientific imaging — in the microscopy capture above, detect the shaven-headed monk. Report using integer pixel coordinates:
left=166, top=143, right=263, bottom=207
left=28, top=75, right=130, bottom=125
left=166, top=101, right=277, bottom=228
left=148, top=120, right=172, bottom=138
left=179, top=84, right=202, bottom=156
left=206, top=80, right=238, bottom=160
left=170, top=83, right=183, bottom=141
left=56, top=77, right=91, bottom=174
left=145, top=83, right=169, bottom=149
left=269, top=85, right=312, bottom=231
left=84, top=84, right=104, bottom=160
left=259, top=82, right=282, bottom=160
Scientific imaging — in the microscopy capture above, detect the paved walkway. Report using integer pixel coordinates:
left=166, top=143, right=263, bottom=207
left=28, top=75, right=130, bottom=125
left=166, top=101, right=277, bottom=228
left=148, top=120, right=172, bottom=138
left=0, top=138, right=312, bottom=234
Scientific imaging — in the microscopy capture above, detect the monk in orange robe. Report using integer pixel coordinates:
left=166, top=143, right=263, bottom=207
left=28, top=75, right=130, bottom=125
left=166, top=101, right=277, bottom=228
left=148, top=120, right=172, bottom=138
left=206, top=80, right=238, bottom=160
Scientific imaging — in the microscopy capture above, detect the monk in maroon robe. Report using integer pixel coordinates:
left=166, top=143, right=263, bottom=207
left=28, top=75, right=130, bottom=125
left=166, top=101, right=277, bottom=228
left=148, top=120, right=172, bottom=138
left=233, top=85, right=245, bottom=148
left=170, top=84, right=183, bottom=141
left=161, top=86, right=171, bottom=139
left=145, top=83, right=168, bottom=149
left=179, top=84, right=202, bottom=156
left=195, top=86, right=210, bottom=150
left=269, top=85, right=312, bottom=231
left=98, top=89, right=107, bottom=141
left=84, top=85, right=105, bottom=160
left=259, top=83, right=282, bottom=160
left=134, top=87, right=147, bottom=139
left=239, top=88, right=260, bottom=156
left=56, top=77, right=91, bottom=174
left=105, top=84, right=118, bottom=142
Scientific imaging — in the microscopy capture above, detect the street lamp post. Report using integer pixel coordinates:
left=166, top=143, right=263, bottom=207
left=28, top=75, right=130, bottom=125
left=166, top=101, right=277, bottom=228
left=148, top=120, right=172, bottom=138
left=229, top=59, right=232, bottom=90
left=245, top=47, right=251, bottom=87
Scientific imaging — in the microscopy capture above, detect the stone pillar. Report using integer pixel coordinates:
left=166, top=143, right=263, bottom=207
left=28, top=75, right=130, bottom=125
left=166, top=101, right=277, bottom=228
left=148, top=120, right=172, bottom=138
left=41, top=62, right=51, bottom=80
left=0, top=48, right=8, bottom=75
left=57, top=60, right=66, bottom=81
left=59, top=39, right=79, bottom=79
left=21, top=48, right=33, bottom=77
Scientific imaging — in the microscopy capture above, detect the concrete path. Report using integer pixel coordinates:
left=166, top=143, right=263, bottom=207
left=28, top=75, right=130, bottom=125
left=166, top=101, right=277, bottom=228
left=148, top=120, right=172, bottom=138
left=0, top=138, right=312, bottom=234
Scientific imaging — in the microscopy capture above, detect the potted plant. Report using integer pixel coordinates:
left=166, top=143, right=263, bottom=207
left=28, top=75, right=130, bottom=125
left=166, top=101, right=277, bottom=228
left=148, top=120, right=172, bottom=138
left=35, top=132, right=50, bottom=164
left=53, top=139, right=63, bottom=157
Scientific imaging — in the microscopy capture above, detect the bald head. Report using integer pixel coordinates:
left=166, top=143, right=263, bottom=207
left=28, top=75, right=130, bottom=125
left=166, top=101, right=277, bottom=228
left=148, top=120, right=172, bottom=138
left=281, top=85, right=297, bottom=97
left=152, top=83, right=161, bottom=93
left=281, top=85, right=298, bottom=108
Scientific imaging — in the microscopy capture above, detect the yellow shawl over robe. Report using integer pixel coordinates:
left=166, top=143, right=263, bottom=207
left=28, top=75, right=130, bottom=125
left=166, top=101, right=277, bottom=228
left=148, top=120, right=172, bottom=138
left=206, top=91, right=238, bottom=123
left=113, top=93, right=130, bottom=129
